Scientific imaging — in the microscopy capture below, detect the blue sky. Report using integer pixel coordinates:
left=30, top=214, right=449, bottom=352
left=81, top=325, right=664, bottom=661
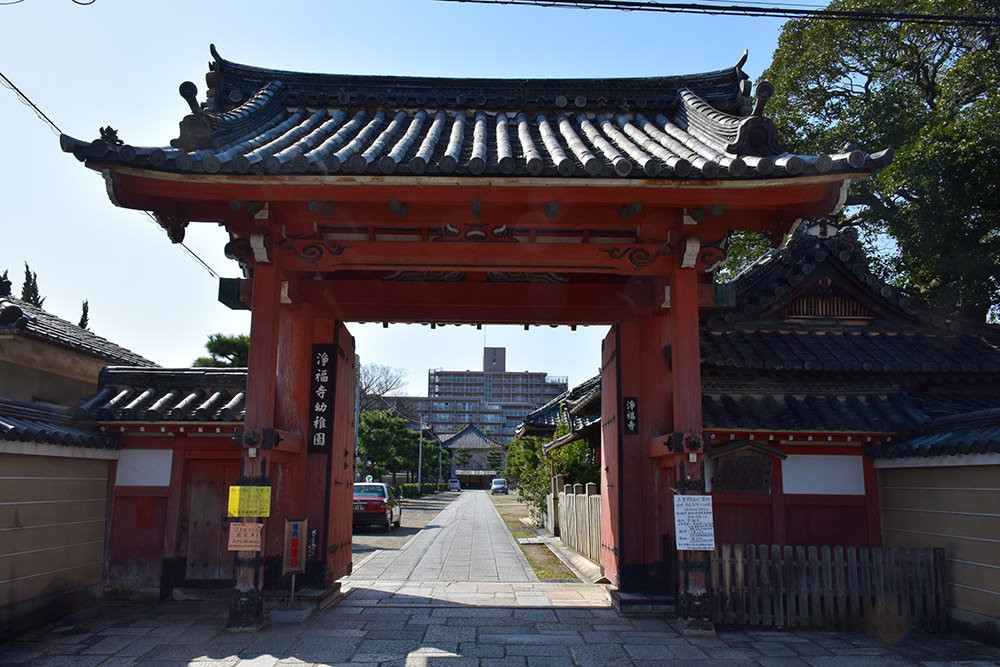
left=0, top=0, right=789, bottom=395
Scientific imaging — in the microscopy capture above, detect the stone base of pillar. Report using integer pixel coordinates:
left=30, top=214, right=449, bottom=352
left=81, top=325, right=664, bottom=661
left=226, top=587, right=264, bottom=631
left=678, top=617, right=716, bottom=637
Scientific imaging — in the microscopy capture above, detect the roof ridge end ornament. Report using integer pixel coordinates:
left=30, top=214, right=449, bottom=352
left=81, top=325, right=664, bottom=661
left=171, top=81, right=215, bottom=152
left=750, top=81, right=774, bottom=118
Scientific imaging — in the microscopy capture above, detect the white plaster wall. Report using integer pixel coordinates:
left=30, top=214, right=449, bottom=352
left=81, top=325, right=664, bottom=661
left=782, top=454, right=865, bottom=495
left=115, top=449, right=173, bottom=486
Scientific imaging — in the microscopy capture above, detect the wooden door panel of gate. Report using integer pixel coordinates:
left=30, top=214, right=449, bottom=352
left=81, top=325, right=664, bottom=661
left=326, top=321, right=356, bottom=582
left=599, top=326, right=621, bottom=585
left=184, top=460, right=239, bottom=581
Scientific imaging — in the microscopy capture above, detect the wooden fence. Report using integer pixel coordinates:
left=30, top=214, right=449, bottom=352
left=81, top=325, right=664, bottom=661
left=557, top=484, right=601, bottom=562
left=709, top=544, right=946, bottom=633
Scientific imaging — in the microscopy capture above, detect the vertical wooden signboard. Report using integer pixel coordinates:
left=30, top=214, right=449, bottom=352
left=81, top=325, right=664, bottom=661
left=308, top=345, right=335, bottom=454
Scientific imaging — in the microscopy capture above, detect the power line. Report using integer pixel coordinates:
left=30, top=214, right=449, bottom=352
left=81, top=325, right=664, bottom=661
left=0, top=70, right=221, bottom=280
left=143, top=213, right=221, bottom=279
left=0, top=70, right=63, bottom=136
left=434, top=0, right=1000, bottom=27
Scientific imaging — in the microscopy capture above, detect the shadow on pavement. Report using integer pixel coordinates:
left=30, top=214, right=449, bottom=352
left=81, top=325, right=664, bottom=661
left=4, top=589, right=1000, bottom=666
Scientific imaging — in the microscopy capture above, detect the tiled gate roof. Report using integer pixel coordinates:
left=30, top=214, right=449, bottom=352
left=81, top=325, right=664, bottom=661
left=61, top=46, right=890, bottom=181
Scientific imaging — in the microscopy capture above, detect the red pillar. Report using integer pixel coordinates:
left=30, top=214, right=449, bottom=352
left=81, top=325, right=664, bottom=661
left=669, top=253, right=710, bottom=622
left=228, top=262, right=282, bottom=630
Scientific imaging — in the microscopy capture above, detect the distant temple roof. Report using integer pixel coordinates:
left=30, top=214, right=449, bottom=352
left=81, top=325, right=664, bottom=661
left=439, top=424, right=504, bottom=450
left=61, top=45, right=890, bottom=181
left=0, top=282, right=155, bottom=368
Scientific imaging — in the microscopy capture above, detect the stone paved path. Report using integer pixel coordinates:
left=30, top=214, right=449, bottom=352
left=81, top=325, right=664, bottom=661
left=4, top=598, right=1000, bottom=666
left=348, top=490, right=537, bottom=583
left=4, top=489, right=1000, bottom=665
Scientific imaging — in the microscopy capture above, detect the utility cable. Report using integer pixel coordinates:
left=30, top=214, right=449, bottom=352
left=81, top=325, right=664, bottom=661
left=0, top=69, right=63, bottom=136
left=143, top=212, right=221, bottom=279
left=434, top=0, right=999, bottom=27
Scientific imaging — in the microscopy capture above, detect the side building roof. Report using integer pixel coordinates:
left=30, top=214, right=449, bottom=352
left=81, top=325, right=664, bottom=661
left=75, top=367, right=247, bottom=422
left=0, top=289, right=156, bottom=368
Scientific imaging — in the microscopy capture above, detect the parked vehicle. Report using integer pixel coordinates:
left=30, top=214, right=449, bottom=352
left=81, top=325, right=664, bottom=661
left=353, top=482, right=401, bottom=531
left=490, top=478, right=508, bottom=495
left=447, top=478, right=461, bottom=491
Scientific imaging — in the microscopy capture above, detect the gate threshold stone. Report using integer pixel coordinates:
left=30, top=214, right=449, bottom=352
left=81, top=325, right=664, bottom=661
left=342, top=580, right=610, bottom=608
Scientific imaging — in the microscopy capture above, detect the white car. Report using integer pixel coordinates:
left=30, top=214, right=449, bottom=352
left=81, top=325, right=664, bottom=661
left=447, top=478, right=461, bottom=491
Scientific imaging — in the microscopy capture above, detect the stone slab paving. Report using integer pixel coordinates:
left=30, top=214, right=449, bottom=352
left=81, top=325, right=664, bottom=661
left=4, top=597, right=1000, bottom=666
left=348, top=490, right=536, bottom=583
left=5, top=490, right=999, bottom=665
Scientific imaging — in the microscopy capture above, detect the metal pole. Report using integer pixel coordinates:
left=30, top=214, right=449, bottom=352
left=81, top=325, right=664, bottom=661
left=437, top=422, right=442, bottom=483
left=417, top=420, right=424, bottom=497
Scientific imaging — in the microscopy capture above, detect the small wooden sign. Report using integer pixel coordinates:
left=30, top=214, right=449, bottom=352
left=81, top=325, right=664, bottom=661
left=674, top=495, right=716, bottom=551
left=282, top=518, right=308, bottom=575
left=227, top=486, right=271, bottom=517
left=227, top=522, right=263, bottom=551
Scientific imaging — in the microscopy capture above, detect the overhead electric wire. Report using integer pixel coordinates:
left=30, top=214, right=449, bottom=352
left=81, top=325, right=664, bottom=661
left=143, top=213, right=221, bottom=279
left=434, top=0, right=999, bottom=27
left=0, top=69, right=62, bottom=136
left=0, top=69, right=221, bottom=280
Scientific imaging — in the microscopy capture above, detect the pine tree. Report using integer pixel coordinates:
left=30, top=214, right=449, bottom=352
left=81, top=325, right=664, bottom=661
left=20, top=263, right=44, bottom=308
left=78, top=300, right=90, bottom=330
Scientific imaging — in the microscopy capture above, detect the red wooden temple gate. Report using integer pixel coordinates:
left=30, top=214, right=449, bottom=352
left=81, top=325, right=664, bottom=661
left=62, top=46, right=889, bottom=628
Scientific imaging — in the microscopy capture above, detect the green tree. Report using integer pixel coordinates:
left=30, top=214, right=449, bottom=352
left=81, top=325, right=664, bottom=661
left=357, top=410, right=413, bottom=480
left=763, top=0, right=1000, bottom=321
left=78, top=300, right=89, bottom=330
left=716, top=231, right=772, bottom=281
left=20, top=263, right=44, bottom=308
left=453, top=447, right=472, bottom=467
left=486, top=451, right=503, bottom=470
left=193, top=333, right=250, bottom=367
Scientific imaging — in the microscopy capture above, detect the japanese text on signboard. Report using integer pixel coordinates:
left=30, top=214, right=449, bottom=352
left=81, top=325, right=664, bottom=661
left=623, top=397, right=639, bottom=435
left=308, top=344, right=335, bottom=453
left=673, top=495, right=716, bottom=551
left=283, top=518, right=307, bottom=575
left=227, top=486, right=271, bottom=517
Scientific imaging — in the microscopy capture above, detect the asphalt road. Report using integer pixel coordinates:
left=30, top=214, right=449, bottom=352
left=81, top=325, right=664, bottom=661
left=351, top=490, right=460, bottom=565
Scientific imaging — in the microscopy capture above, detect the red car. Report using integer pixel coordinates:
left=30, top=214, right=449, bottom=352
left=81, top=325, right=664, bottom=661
left=352, top=482, right=401, bottom=531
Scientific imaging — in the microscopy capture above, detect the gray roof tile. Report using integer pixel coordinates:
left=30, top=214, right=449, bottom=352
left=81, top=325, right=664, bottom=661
left=61, top=46, right=891, bottom=182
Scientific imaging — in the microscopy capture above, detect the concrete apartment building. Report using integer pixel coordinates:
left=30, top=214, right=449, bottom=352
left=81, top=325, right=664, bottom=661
left=422, top=347, right=567, bottom=442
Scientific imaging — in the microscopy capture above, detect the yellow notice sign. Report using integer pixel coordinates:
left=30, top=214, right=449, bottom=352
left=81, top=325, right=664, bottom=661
left=227, top=486, right=271, bottom=517
left=227, top=522, right=263, bottom=551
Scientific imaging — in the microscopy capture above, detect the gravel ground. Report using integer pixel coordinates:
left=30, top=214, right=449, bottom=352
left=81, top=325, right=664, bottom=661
left=351, top=490, right=460, bottom=565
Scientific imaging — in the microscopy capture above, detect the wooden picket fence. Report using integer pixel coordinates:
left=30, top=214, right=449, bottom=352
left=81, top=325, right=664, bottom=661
left=709, top=544, right=946, bottom=633
left=557, top=485, right=601, bottom=562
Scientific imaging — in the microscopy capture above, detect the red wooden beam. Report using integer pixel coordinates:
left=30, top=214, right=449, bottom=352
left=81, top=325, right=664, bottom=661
left=275, top=238, right=677, bottom=276
left=298, top=278, right=660, bottom=323
left=99, top=165, right=858, bottom=213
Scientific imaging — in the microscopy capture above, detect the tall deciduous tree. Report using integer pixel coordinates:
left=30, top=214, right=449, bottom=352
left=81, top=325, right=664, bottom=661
left=358, top=363, right=408, bottom=412
left=193, top=333, right=250, bottom=367
left=763, top=0, right=1000, bottom=321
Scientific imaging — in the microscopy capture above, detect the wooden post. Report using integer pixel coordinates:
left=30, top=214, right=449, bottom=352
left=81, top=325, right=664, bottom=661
left=228, top=262, right=282, bottom=630
left=670, top=255, right=710, bottom=629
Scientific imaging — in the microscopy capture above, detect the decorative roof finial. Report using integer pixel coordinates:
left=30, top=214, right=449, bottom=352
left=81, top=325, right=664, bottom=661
left=179, top=81, right=201, bottom=115
left=751, top=81, right=774, bottom=117
left=0, top=274, right=10, bottom=297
